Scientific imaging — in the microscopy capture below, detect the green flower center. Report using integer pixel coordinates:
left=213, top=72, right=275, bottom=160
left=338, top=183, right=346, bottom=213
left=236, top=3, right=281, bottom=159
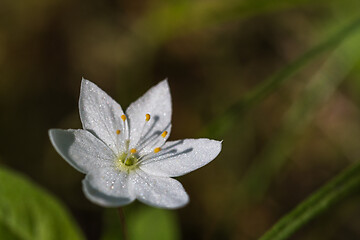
left=115, top=152, right=139, bottom=172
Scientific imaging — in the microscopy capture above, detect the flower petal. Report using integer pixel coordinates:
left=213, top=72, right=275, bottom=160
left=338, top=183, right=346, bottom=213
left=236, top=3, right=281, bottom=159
left=49, top=129, right=115, bottom=173
left=79, top=78, right=127, bottom=154
left=139, top=139, right=222, bottom=177
left=130, top=170, right=189, bottom=209
left=126, top=80, right=172, bottom=152
left=82, top=167, right=135, bottom=207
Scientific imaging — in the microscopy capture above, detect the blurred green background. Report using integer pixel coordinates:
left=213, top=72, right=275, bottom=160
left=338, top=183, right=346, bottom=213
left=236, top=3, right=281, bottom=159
left=2, top=0, right=360, bottom=239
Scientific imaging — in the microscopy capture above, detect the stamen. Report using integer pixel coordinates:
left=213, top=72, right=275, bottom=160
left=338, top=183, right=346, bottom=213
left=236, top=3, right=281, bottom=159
left=130, top=148, right=137, bottom=154
left=121, top=114, right=129, bottom=143
left=137, top=129, right=169, bottom=154
left=132, top=113, right=151, bottom=152
left=161, top=131, right=168, bottom=138
left=116, top=130, right=121, bottom=135
left=154, top=147, right=161, bottom=153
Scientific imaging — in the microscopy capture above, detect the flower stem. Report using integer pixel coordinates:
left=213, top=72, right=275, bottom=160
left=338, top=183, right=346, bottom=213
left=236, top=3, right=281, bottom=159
left=259, top=161, right=360, bottom=240
left=117, top=207, right=128, bottom=240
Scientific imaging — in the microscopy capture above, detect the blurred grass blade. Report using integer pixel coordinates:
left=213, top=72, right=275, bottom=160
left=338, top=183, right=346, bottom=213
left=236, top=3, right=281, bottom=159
left=127, top=206, right=180, bottom=240
left=0, top=166, right=84, bottom=240
left=203, top=17, right=360, bottom=138
left=259, top=161, right=360, bottom=240
left=134, top=0, right=331, bottom=46
left=238, top=17, right=360, bottom=240
left=241, top=22, right=360, bottom=201
left=0, top=223, right=20, bottom=240
left=101, top=205, right=180, bottom=240
left=117, top=0, right=332, bottom=84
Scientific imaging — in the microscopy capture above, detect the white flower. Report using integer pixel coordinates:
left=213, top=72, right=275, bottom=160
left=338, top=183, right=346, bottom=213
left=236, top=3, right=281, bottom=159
left=49, top=78, right=222, bottom=209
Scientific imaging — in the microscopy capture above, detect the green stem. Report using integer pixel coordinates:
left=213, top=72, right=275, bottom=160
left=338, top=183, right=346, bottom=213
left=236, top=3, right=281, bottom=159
left=259, top=161, right=360, bottom=240
left=117, top=207, right=128, bottom=240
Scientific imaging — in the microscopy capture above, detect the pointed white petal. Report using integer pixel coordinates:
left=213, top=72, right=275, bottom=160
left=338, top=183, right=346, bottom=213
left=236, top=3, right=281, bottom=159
left=126, top=80, right=172, bottom=152
left=82, top=167, right=135, bottom=207
left=139, top=139, right=222, bottom=177
left=130, top=170, right=189, bottom=209
left=49, top=129, right=115, bottom=173
left=79, top=78, right=127, bottom=154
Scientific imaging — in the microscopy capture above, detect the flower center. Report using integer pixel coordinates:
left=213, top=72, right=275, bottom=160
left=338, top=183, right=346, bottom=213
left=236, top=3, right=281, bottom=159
left=114, top=113, right=168, bottom=171
left=115, top=151, right=139, bottom=171
left=124, top=154, right=137, bottom=166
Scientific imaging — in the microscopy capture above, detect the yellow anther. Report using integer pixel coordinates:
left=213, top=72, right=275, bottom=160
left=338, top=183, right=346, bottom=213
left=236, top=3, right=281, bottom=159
left=116, top=130, right=121, bottom=135
left=145, top=113, right=151, bottom=121
left=161, top=131, right=168, bottom=138
left=130, top=148, right=137, bottom=154
left=121, top=115, right=126, bottom=121
left=154, top=147, right=161, bottom=153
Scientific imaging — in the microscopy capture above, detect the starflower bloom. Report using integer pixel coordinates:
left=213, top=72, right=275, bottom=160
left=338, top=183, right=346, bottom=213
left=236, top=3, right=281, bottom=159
left=49, top=78, right=222, bottom=209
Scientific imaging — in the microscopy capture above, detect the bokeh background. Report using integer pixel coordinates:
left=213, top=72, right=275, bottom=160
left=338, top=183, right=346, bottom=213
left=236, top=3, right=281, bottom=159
left=2, top=0, right=360, bottom=239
